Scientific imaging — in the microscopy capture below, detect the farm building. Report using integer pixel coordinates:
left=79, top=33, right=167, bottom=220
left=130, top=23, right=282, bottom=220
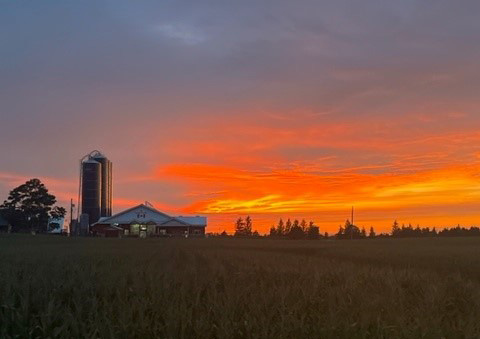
left=90, top=203, right=206, bottom=237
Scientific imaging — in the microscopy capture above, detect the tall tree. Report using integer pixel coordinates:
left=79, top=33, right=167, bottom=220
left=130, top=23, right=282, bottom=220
left=391, top=220, right=400, bottom=237
left=343, top=220, right=361, bottom=239
left=289, top=222, right=305, bottom=239
left=369, top=227, right=376, bottom=238
left=269, top=225, right=277, bottom=237
left=234, top=217, right=244, bottom=236
left=300, top=219, right=307, bottom=232
left=244, top=216, right=253, bottom=236
left=285, top=219, right=292, bottom=235
left=277, top=219, right=285, bottom=236
left=307, top=221, right=320, bottom=239
left=1, top=178, right=65, bottom=232
left=336, top=225, right=345, bottom=239
left=360, top=227, right=367, bottom=238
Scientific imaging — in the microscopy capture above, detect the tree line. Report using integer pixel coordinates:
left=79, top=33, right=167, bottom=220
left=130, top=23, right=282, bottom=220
left=0, top=178, right=66, bottom=233
left=225, top=217, right=322, bottom=239
left=269, top=218, right=321, bottom=239
left=390, top=220, right=480, bottom=238
left=332, top=219, right=480, bottom=239
left=212, top=217, right=480, bottom=240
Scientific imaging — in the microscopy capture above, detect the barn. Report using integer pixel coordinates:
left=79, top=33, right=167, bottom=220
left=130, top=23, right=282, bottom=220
left=90, top=203, right=206, bottom=237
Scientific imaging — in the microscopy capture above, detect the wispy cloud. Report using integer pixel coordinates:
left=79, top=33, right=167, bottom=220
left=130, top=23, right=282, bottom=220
left=153, top=23, right=206, bottom=45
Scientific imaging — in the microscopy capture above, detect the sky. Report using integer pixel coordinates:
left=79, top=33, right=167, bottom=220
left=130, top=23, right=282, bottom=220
left=1, top=0, right=480, bottom=234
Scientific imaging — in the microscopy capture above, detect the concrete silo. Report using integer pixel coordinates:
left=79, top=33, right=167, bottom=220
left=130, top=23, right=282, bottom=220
left=91, top=154, right=112, bottom=217
left=78, top=151, right=113, bottom=227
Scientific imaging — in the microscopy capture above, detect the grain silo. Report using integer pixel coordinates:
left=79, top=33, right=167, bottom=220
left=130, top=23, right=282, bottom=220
left=79, top=150, right=113, bottom=226
left=91, top=153, right=112, bottom=217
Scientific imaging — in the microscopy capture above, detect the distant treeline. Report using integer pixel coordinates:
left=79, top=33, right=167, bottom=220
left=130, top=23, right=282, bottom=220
left=268, top=218, right=322, bottom=239
left=221, top=216, right=323, bottom=239
left=390, top=220, right=480, bottom=238
left=211, top=217, right=480, bottom=239
left=333, top=219, right=480, bottom=239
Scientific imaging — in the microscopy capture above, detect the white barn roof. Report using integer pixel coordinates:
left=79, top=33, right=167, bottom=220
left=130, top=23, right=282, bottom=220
left=177, top=216, right=207, bottom=226
left=93, top=204, right=206, bottom=227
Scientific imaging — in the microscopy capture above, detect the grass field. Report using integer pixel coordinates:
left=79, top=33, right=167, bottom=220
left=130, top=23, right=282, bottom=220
left=1, top=235, right=480, bottom=338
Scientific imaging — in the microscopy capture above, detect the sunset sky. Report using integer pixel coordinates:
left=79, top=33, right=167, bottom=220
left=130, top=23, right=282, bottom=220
left=2, top=1, right=480, bottom=233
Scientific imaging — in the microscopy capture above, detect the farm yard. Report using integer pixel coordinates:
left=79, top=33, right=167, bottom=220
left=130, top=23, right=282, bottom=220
left=1, top=235, right=480, bottom=338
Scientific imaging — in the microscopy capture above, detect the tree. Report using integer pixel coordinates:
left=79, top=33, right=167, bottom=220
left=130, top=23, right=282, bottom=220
left=293, top=219, right=300, bottom=229
left=343, top=219, right=361, bottom=239
left=269, top=225, right=277, bottom=237
left=307, top=222, right=320, bottom=239
left=285, top=219, right=292, bottom=235
left=277, top=219, right=285, bottom=236
left=369, top=227, right=376, bottom=238
left=391, top=220, right=400, bottom=237
left=300, top=219, right=307, bottom=232
left=0, top=178, right=64, bottom=233
left=336, top=226, right=345, bottom=239
left=244, top=216, right=253, bottom=236
left=234, top=216, right=253, bottom=236
left=50, top=206, right=66, bottom=219
left=234, top=217, right=245, bottom=236
left=289, top=223, right=305, bottom=239
left=360, top=227, right=367, bottom=238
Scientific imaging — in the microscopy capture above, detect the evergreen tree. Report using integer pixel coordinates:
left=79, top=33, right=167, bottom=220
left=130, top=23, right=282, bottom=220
left=336, top=226, right=345, bottom=239
left=289, top=222, right=305, bottom=239
left=369, top=226, right=376, bottom=238
left=269, top=225, right=277, bottom=237
left=307, top=222, right=320, bottom=239
left=234, top=217, right=245, bottom=236
left=391, top=220, right=400, bottom=237
left=300, top=219, right=307, bottom=232
left=414, top=225, right=422, bottom=237
left=360, top=227, right=367, bottom=238
left=277, top=219, right=285, bottom=236
left=285, top=219, right=292, bottom=235
left=343, top=219, right=361, bottom=239
left=244, top=216, right=253, bottom=236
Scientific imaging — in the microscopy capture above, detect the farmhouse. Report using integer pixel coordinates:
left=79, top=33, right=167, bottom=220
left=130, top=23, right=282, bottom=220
left=91, top=203, right=206, bottom=237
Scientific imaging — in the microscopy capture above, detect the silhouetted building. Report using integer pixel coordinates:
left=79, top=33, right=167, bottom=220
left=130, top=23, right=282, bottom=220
left=91, top=203, right=206, bottom=237
left=0, top=214, right=10, bottom=233
left=80, top=151, right=112, bottom=225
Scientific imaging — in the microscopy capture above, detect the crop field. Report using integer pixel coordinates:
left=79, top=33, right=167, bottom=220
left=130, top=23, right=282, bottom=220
left=1, top=235, right=480, bottom=338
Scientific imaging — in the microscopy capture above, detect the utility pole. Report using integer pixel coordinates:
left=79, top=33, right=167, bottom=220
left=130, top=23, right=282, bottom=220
left=70, top=198, right=75, bottom=235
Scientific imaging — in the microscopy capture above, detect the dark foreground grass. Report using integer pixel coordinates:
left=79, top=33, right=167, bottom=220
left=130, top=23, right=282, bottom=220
left=1, top=235, right=480, bottom=338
